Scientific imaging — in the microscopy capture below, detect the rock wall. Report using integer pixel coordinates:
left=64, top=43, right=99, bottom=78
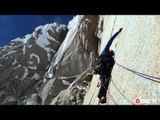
left=84, top=15, right=160, bottom=105
left=0, top=22, right=68, bottom=104
left=44, top=15, right=99, bottom=105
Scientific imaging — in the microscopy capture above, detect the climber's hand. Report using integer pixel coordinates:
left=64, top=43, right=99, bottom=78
left=119, top=28, right=123, bottom=32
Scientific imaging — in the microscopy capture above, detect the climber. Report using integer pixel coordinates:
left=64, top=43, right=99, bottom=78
left=97, top=50, right=115, bottom=103
left=97, top=28, right=123, bottom=103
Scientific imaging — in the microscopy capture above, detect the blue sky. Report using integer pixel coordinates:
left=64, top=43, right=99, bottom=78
left=0, top=15, right=74, bottom=47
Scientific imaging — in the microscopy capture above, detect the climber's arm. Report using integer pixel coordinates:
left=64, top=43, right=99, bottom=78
left=101, top=28, right=123, bottom=55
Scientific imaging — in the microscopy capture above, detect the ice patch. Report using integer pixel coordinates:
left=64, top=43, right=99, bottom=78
left=36, top=35, right=50, bottom=50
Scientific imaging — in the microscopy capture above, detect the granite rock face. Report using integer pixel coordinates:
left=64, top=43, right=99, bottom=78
left=43, top=15, right=99, bottom=105
left=84, top=15, right=160, bottom=105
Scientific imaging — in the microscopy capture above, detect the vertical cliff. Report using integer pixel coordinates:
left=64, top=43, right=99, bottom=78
left=84, top=15, right=160, bottom=105
left=49, top=15, right=99, bottom=105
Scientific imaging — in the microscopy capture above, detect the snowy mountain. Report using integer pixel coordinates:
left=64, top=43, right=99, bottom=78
left=0, top=15, right=99, bottom=105
left=0, top=21, right=68, bottom=104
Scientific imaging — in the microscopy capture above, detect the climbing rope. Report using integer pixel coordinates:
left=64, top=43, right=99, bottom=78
left=110, top=78, right=135, bottom=105
left=107, top=62, right=160, bottom=105
left=99, top=76, right=135, bottom=105
left=108, top=91, right=118, bottom=105
left=115, top=62, right=160, bottom=83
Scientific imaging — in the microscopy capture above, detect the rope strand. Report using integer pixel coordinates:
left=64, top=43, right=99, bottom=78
left=115, top=62, right=160, bottom=83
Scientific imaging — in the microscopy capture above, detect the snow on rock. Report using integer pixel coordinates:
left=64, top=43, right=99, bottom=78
left=35, top=26, right=43, bottom=32
left=0, top=17, right=70, bottom=105
left=45, top=32, right=55, bottom=41
left=11, top=34, right=31, bottom=44
left=48, top=73, right=53, bottom=78
left=11, top=38, right=22, bottom=42
left=20, top=67, right=29, bottom=80
left=7, top=51, right=17, bottom=55
left=28, top=66, right=37, bottom=70
left=29, top=53, right=40, bottom=64
left=23, top=34, right=31, bottom=44
left=36, top=35, right=50, bottom=50
left=14, top=64, right=21, bottom=70
left=36, top=35, right=51, bottom=61
left=12, top=59, right=18, bottom=65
